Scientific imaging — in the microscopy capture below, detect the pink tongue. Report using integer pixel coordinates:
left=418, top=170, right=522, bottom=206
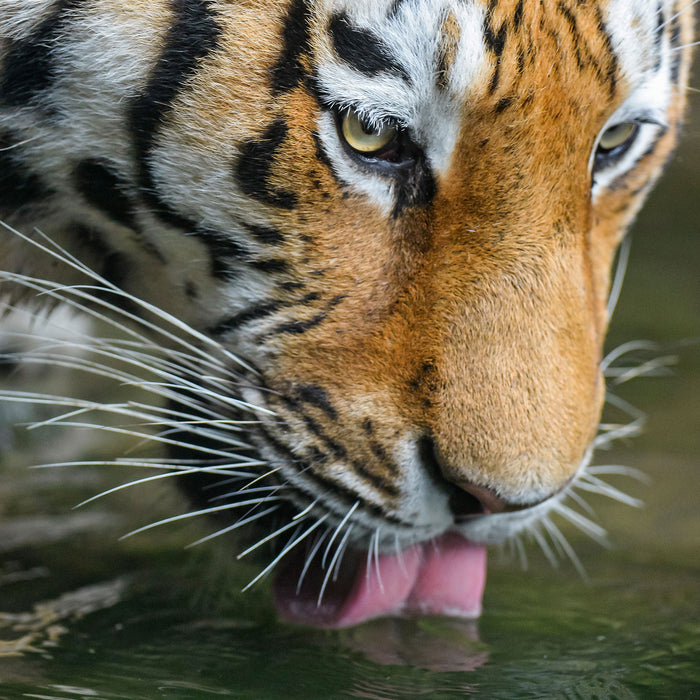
left=273, top=532, right=486, bottom=629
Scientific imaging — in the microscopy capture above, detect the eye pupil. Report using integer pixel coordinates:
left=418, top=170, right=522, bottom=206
left=340, top=109, right=398, bottom=156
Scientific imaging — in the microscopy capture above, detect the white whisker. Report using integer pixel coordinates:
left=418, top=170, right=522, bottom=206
left=586, top=465, right=650, bottom=482
left=541, top=517, right=588, bottom=580
left=551, top=502, right=610, bottom=546
left=121, top=497, right=282, bottom=539
left=0, top=223, right=255, bottom=375
left=575, top=474, right=644, bottom=508
left=187, top=506, right=280, bottom=548
left=606, top=233, right=631, bottom=318
left=657, top=0, right=700, bottom=31
left=242, top=514, right=329, bottom=592
left=237, top=515, right=306, bottom=560
left=372, top=527, right=384, bottom=593
left=514, top=535, right=528, bottom=570
left=74, top=468, right=203, bottom=507
left=296, top=530, right=330, bottom=594
left=527, top=523, right=559, bottom=569
left=321, top=501, right=360, bottom=568
left=318, top=523, right=354, bottom=606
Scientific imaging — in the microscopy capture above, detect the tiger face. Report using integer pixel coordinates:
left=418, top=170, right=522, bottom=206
left=0, top=0, right=693, bottom=628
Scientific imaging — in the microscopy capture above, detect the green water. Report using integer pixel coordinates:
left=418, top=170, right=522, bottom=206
left=0, top=95, right=698, bottom=700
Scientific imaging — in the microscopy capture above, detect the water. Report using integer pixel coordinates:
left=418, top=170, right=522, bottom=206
left=0, top=90, right=698, bottom=700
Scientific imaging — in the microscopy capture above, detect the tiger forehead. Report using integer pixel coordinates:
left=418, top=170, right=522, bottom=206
left=312, top=0, right=677, bottom=101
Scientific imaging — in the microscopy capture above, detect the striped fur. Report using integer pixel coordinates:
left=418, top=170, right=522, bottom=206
left=0, top=0, right=694, bottom=555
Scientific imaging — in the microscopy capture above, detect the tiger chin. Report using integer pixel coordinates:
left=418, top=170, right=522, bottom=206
left=0, top=0, right=693, bottom=629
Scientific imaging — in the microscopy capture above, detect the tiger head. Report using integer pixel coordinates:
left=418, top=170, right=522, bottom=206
left=0, top=0, right=693, bottom=627
left=172, top=0, right=691, bottom=626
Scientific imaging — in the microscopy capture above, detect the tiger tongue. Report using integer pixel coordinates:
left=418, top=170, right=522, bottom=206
left=272, top=532, right=486, bottom=629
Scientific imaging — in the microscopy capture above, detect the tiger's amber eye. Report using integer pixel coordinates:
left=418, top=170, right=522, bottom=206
left=598, top=122, right=637, bottom=151
left=341, top=110, right=397, bottom=155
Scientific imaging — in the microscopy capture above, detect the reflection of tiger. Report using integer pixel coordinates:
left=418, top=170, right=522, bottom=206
left=0, top=0, right=694, bottom=628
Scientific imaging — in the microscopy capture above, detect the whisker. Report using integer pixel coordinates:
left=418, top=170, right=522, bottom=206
left=0, top=223, right=255, bottom=375
left=237, top=515, right=306, bottom=560
left=564, top=488, right=597, bottom=517
left=606, top=233, right=631, bottom=318
left=318, top=524, right=355, bottom=606
left=321, top=501, right=360, bottom=568
left=513, top=535, right=528, bottom=570
left=671, top=39, right=700, bottom=51
left=187, top=506, right=280, bottom=549
left=601, top=340, right=660, bottom=373
left=551, top=502, right=610, bottom=546
left=575, top=474, right=644, bottom=508
left=657, top=0, right=700, bottom=31
left=586, top=465, right=650, bottom=482
left=74, top=468, right=204, bottom=508
left=372, top=527, right=384, bottom=593
left=297, top=529, right=331, bottom=594
left=242, top=514, right=329, bottom=593
left=121, top=497, right=283, bottom=539
left=527, top=523, right=559, bottom=569
left=541, top=517, right=588, bottom=580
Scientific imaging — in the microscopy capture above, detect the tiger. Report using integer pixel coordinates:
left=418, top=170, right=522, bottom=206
left=0, top=0, right=694, bottom=629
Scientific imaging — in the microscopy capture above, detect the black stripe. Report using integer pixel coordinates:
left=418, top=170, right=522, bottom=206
left=209, top=291, right=321, bottom=337
left=669, top=14, right=683, bottom=84
left=209, top=301, right=287, bottom=337
left=512, top=0, right=524, bottom=29
left=256, top=423, right=404, bottom=521
left=235, top=118, right=298, bottom=209
left=0, top=132, right=53, bottom=209
left=280, top=398, right=400, bottom=498
left=129, top=0, right=221, bottom=225
left=72, top=224, right=140, bottom=313
left=270, top=294, right=345, bottom=336
left=270, top=0, right=312, bottom=94
left=328, top=12, right=409, bottom=80
left=387, top=0, right=409, bottom=19
left=241, top=221, right=285, bottom=245
left=189, top=228, right=248, bottom=280
left=557, top=3, right=586, bottom=72
left=653, top=1, right=665, bottom=72
left=0, top=0, right=88, bottom=107
left=594, top=8, right=619, bottom=99
left=272, top=312, right=325, bottom=336
left=74, top=159, right=167, bottom=263
left=312, top=131, right=345, bottom=191
left=495, top=96, right=515, bottom=113
left=249, top=258, right=290, bottom=274
left=483, top=7, right=507, bottom=57
left=295, top=384, right=338, bottom=420
left=483, top=5, right=507, bottom=94
left=393, top=159, right=437, bottom=217
left=74, top=159, right=138, bottom=231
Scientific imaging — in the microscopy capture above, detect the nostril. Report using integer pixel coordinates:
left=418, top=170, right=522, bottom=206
left=453, top=480, right=511, bottom=514
left=447, top=487, right=485, bottom=521
left=418, top=436, right=485, bottom=519
left=417, top=436, right=528, bottom=519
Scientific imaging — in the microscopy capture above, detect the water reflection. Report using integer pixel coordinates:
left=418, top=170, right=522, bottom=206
left=339, top=616, right=489, bottom=672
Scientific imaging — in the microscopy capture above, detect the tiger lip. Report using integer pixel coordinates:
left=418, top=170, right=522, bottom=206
left=273, top=532, right=486, bottom=629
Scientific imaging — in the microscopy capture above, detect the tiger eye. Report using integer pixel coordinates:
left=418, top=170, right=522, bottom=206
left=341, top=110, right=398, bottom=155
left=598, top=122, right=637, bottom=152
